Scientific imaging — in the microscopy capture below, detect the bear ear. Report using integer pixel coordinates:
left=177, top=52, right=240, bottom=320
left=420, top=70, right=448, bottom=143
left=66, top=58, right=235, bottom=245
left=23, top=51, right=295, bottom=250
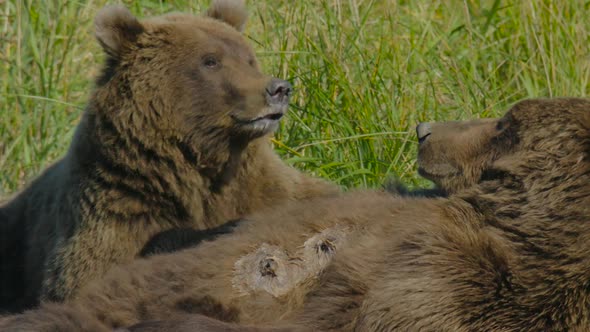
left=206, top=0, right=248, bottom=32
left=95, top=5, right=144, bottom=58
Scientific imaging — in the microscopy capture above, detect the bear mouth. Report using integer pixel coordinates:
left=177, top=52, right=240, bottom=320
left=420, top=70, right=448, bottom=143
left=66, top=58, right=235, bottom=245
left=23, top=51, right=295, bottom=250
left=418, top=133, right=431, bottom=145
left=231, top=110, right=285, bottom=137
left=249, top=112, right=284, bottom=123
left=235, top=111, right=285, bottom=124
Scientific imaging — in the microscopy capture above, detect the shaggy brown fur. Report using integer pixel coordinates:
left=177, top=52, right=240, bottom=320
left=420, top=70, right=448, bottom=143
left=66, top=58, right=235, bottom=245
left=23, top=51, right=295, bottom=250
left=117, top=315, right=298, bottom=332
left=0, top=0, right=337, bottom=313
left=2, top=98, right=588, bottom=331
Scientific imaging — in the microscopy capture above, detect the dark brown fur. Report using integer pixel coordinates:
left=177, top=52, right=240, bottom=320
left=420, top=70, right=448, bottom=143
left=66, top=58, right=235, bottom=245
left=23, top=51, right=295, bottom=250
left=0, top=1, right=337, bottom=313
left=2, top=98, right=588, bottom=331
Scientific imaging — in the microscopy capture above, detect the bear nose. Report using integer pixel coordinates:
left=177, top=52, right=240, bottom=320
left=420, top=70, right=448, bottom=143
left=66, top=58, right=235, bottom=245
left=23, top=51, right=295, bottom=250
left=416, top=122, right=432, bottom=144
left=266, top=78, right=292, bottom=104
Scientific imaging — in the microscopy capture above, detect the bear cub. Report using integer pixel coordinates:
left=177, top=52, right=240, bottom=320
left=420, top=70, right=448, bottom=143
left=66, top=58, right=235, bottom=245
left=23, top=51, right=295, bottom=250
left=0, top=0, right=337, bottom=313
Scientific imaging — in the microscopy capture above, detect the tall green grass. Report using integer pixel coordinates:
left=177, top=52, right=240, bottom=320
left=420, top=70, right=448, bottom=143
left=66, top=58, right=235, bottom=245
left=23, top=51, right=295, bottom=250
left=1, top=0, right=589, bottom=194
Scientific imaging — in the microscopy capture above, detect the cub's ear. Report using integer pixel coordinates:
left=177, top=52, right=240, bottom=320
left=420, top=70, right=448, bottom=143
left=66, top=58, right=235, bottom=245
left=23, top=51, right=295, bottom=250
left=206, top=0, right=248, bottom=32
left=95, top=5, right=144, bottom=58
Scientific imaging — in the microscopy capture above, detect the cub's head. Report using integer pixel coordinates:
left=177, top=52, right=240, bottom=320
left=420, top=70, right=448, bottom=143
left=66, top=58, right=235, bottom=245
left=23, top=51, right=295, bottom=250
left=417, top=98, right=590, bottom=198
left=93, top=1, right=290, bottom=161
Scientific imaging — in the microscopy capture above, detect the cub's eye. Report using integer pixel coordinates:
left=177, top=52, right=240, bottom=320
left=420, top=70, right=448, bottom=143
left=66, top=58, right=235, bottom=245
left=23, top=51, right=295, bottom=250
left=202, top=55, right=220, bottom=68
left=248, top=59, right=256, bottom=67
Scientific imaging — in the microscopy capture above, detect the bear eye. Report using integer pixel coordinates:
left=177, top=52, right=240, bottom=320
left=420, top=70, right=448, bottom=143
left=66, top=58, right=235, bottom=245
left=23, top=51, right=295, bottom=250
left=202, top=55, right=220, bottom=69
left=248, top=59, right=256, bottom=67
left=496, top=119, right=508, bottom=131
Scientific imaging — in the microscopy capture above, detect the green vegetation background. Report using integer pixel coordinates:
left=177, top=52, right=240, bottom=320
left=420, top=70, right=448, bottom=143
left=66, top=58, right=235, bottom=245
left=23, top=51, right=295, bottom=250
left=1, top=0, right=589, bottom=194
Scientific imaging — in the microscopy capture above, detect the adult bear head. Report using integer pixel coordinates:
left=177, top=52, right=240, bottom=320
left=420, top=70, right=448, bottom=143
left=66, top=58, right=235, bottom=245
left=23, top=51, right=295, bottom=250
left=92, top=0, right=291, bottom=167
left=415, top=116, right=512, bottom=193
left=417, top=98, right=590, bottom=204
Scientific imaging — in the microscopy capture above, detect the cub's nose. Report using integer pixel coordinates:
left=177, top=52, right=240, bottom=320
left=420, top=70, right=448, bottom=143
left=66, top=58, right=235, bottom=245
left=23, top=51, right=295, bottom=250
left=266, top=78, right=292, bottom=104
left=416, top=122, right=432, bottom=144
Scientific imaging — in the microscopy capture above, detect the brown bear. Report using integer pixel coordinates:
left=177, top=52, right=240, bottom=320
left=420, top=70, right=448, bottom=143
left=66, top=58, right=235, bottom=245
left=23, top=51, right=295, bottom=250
left=276, top=98, right=590, bottom=331
left=2, top=97, right=588, bottom=331
left=0, top=0, right=338, bottom=313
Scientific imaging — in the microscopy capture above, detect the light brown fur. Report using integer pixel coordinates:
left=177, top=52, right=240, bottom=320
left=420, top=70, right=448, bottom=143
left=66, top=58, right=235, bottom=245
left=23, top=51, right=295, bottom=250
left=2, top=98, right=588, bottom=330
left=0, top=1, right=337, bottom=312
